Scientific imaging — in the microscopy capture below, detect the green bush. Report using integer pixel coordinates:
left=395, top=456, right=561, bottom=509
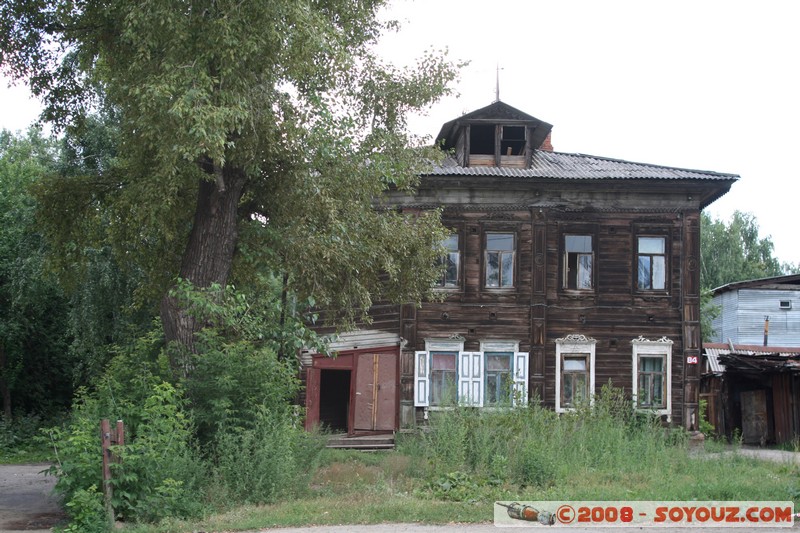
left=211, top=405, right=325, bottom=506
left=47, top=381, right=206, bottom=527
left=109, top=383, right=205, bottom=522
left=184, top=334, right=301, bottom=447
left=47, top=282, right=328, bottom=528
left=511, top=443, right=556, bottom=487
left=62, top=485, right=107, bottom=533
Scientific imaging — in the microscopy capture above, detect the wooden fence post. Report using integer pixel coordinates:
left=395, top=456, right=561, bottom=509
left=100, top=419, right=125, bottom=526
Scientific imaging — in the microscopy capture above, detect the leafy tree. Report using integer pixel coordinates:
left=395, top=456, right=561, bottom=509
left=0, top=122, right=152, bottom=419
left=48, top=113, right=156, bottom=385
left=0, top=0, right=459, bottom=369
left=0, top=128, right=72, bottom=418
left=700, top=210, right=796, bottom=291
left=699, top=210, right=798, bottom=342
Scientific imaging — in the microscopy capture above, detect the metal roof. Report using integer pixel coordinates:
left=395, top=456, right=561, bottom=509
left=703, top=343, right=800, bottom=374
left=425, top=152, right=739, bottom=182
left=711, top=273, right=800, bottom=295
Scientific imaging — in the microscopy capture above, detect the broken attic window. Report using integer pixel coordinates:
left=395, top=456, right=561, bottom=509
left=500, top=125, right=526, bottom=156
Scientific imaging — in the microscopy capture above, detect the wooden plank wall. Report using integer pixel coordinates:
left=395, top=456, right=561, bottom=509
left=411, top=207, right=690, bottom=425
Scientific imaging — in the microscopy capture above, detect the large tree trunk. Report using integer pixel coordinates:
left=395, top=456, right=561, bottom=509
left=160, top=165, right=247, bottom=370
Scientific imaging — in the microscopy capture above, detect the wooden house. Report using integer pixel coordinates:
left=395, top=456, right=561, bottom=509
left=302, top=101, right=738, bottom=435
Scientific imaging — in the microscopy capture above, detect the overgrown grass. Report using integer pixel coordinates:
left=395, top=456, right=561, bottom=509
left=118, top=386, right=800, bottom=532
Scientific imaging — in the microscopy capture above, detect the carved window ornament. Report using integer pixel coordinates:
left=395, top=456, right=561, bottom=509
left=555, top=334, right=596, bottom=412
left=631, top=335, right=673, bottom=345
left=415, top=338, right=528, bottom=409
left=631, top=336, right=672, bottom=419
left=556, top=334, right=596, bottom=344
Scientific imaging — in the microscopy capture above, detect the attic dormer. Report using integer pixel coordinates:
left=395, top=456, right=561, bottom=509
left=435, top=101, right=553, bottom=169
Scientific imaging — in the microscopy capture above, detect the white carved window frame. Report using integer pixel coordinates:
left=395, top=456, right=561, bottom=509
left=555, top=334, right=596, bottom=413
left=480, top=340, right=528, bottom=407
left=631, top=336, right=673, bottom=420
left=415, top=338, right=465, bottom=409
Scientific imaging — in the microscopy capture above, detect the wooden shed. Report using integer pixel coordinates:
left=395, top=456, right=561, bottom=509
left=702, top=343, right=800, bottom=444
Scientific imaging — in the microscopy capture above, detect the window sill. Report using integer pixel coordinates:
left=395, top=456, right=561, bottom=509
left=635, top=407, right=671, bottom=421
left=560, top=290, right=596, bottom=299
left=426, top=404, right=522, bottom=411
left=636, top=406, right=668, bottom=413
left=634, top=291, right=670, bottom=297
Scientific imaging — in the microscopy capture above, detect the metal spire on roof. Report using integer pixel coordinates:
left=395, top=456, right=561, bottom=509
left=495, top=64, right=500, bottom=102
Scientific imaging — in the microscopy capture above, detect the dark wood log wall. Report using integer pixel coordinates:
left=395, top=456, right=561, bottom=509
left=406, top=206, right=693, bottom=426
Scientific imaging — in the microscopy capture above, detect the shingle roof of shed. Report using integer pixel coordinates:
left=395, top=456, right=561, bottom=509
left=425, top=151, right=739, bottom=181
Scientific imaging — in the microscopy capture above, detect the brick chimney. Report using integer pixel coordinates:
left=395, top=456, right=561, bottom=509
left=539, top=132, right=553, bottom=152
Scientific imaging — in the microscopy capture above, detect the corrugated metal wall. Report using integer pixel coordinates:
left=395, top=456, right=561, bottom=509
left=712, top=289, right=800, bottom=346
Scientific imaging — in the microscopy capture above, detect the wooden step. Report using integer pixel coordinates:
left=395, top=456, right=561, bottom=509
left=325, top=433, right=395, bottom=450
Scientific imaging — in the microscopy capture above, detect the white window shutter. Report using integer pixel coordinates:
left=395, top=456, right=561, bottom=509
left=414, top=351, right=429, bottom=407
left=458, top=351, right=483, bottom=407
left=513, top=352, right=529, bottom=406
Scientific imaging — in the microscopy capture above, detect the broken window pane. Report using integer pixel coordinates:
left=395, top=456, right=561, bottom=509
left=564, top=235, right=593, bottom=290
left=486, top=233, right=515, bottom=288
left=637, top=236, right=666, bottom=290
left=435, top=234, right=460, bottom=288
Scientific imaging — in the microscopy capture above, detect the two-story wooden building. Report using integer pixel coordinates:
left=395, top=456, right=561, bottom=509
left=302, top=101, right=738, bottom=434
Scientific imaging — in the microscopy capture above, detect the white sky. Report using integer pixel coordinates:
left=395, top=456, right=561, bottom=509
left=2, top=0, right=799, bottom=264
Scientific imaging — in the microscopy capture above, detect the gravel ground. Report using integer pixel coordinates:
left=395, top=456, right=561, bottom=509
left=0, top=463, right=64, bottom=533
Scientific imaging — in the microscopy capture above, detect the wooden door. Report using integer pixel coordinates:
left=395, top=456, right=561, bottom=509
left=353, top=353, right=397, bottom=432
left=741, top=389, right=768, bottom=445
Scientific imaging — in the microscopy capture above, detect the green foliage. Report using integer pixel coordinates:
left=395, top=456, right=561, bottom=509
left=167, top=280, right=319, bottom=445
left=700, top=210, right=797, bottom=291
left=47, top=380, right=206, bottom=526
left=62, top=485, right=108, bottom=533
left=424, top=471, right=483, bottom=502
left=400, top=386, right=679, bottom=501
left=0, top=414, right=54, bottom=463
left=110, top=383, right=205, bottom=522
left=47, top=291, right=326, bottom=526
left=698, top=398, right=715, bottom=437
left=185, top=334, right=300, bottom=446
left=0, top=414, right=41, bottom=449
left=211, top=406, right=325, bottom=506
left=1, top=0, right=461, bottom=350
left=1, top=126, right=149, bottom=419
left=0, top=128, right=75, bottom=417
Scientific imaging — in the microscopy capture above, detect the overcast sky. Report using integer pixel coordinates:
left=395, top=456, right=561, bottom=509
left=2, top=0, right=799, bottom=265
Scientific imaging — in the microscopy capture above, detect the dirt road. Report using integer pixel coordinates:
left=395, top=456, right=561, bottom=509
left=0, top=463, right=64, bottom=533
